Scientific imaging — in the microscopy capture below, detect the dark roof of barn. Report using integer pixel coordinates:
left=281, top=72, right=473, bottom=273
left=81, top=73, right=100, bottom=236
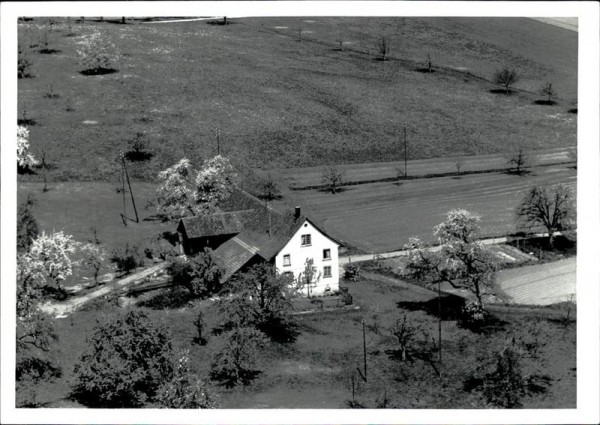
left=177, top=210, right=252, bottom=238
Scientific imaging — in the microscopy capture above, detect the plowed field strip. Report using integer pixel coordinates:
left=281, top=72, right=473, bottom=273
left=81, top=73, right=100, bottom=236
left=496, top=258, right=576, bottom=306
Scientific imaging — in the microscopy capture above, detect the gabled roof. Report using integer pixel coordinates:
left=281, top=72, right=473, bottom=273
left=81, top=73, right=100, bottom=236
left=177, top=210, right=252, bottom=239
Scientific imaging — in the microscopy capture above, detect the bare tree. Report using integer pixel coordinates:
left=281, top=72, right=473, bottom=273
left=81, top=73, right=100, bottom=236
left=321, top=166, right=344, bottom=194
left=455, top=156, right=464, bottom=179
left=539, top=82, right=556, bottom=104
left=389, top=314, right=420, bottom=362
left=426, top=53, right=433, bottom=73
left=493, top=68, right=520, bottom=94
left=515, top=184, right=575, bottom=247
left=337, top=33, right=345, bottom=51
left=378, top=37, right=390, bottom=61
left=507, top=148, right=529, bottom=175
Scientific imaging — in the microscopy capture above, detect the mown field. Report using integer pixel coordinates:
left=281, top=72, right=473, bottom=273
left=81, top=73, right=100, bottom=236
left=275, top=164, right=577, bottom=253
left=29, top=277, right=576, bottom=409
left=17, top=16, right=576, bottom=182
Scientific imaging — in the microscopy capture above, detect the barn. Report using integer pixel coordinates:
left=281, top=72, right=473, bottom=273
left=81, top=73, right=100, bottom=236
left=176, top=189, right=340, bottom=296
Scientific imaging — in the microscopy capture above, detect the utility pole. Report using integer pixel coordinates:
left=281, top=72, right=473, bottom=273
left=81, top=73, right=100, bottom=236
left=437, top=279, right=442, bottom=364
left=121, top=155, right=139, bottom=223
left=403, top=122, right=408, bottom=177
left=357, top=320, right=367, bottom=382
left=216, top=128, right=221, bottom=155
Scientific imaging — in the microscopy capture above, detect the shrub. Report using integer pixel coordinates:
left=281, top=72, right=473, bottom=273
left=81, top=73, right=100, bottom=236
left=71, top=310, right=174, bottom=407
left=460, top=300, right=488, bottom=328
left=344, top=263, right=361, bottom=281
left=157, top=350, right=218, bottom=408
left=110, top=244, right=144, bottom=274
left=77, top=31, right=119, bottom=75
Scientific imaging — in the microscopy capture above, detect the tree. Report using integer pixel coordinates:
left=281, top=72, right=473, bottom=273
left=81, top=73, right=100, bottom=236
left=80, top=243, right=108, bottom=286
left=405, top=209, right=497, bottom=309
left=16, top=255, right=59, bottom=406
left=18, top=43, right=33, bottom=78
left=378, top=36, right=390, bottom=61
left=17, top=125, right=39, bottom=172
left=168, top=249, right=223, bottom=297
left=507, top=148, right=529, bottom=175
left=71, top=310, right=174, bottom=407
left=156, top=158, right=198, bottom=218
left=219, top=263, right=299, bottom=341
left=76, top=30, right=119, bottom=74
left=193, top=309, right=207, bottom=345
left=259, top=173, right=281, bottom=201
left=110, top=243, right=144, bottom=275
left=389, top=314, right=420, bottom=362
left=27, top=231, right=79, bottom=297
left=157, top=350, right=218, bottom=408
left=297, top=257, right=320, bottom=297
left=539, top=82, right=556, bottom=104
left=321, top=166, right=344, bottom=194
left=156, top=155, right=238, bottom=218
left=516, top=184, right=575, bottom=247
left=210, top=327, right=268, bottom=387
left=455, top=156, right=464, bottom=179
left=195, top=154, right=237, bottom=213
left=466, top=321, right=551, bottom=407
left=337, top=33, right=345, bottom=51
left=493, top=67, right=520, bottom=94
left=17, top=196, right=39, bottom=253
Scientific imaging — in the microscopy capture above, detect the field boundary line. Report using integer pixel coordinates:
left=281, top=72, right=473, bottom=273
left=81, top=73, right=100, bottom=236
left=289, top=161, right=575, bottom=191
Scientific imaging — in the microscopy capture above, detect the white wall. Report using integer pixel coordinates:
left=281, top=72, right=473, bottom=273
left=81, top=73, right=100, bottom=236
left=274, top=220, right=339, bottom=297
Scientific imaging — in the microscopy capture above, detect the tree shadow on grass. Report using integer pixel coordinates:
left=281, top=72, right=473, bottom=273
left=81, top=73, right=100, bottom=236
left=80, top=68, right=118, bottom=76
left=568, top=108, right=577, bottom=114
left=137, top=287, right=193, bottom=310
left=397, top=293, right=466, bottom=321
left=18, top=118, right=37, bottom=126
left=39, top=48, right=61, bottom=54
left=489, top=89, right=513, bottom=95
left=210, top=369, right=262, bottom=389
left=534, top=100, right=557, bottom=106
left=415, top=68, right=436, bottom=74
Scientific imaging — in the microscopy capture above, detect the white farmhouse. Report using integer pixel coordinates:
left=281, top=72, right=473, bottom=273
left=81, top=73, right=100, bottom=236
left=176, top=188, right=340, bottom=296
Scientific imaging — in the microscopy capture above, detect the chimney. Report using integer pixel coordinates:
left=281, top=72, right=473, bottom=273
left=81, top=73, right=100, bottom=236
left=294, top=206, right=301, bottom=220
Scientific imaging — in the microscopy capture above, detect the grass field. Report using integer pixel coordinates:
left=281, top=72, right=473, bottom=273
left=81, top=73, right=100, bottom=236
left=17, top=17, right=576, bottom=182
left=276, top=163, right=576, bottom=252
left=29, top=276, right=576, bottom=409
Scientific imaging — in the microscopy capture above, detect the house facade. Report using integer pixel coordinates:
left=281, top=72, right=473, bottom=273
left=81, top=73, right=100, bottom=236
left=176, top=189, right=340, bottom=297
left=274, top=219, right=340, bottom=297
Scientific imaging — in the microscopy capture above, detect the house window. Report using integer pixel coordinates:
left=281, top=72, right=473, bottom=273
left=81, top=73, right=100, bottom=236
left=283, top=254, right=291, bottom=267
left=301, top=234, right=311, bottom=246
left=323, top=266, right=332, bottom=278
left=323, top=249, right=331, bottom=260
left=283, top=271, right=293, bottom=280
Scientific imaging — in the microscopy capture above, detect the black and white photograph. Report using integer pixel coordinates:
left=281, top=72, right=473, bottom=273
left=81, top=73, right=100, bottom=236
left=1, top=1, right=599, bottom=424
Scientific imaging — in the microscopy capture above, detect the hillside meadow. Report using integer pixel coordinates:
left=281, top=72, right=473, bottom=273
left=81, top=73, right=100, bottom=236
left=17, top=16, right=576, bottom=183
